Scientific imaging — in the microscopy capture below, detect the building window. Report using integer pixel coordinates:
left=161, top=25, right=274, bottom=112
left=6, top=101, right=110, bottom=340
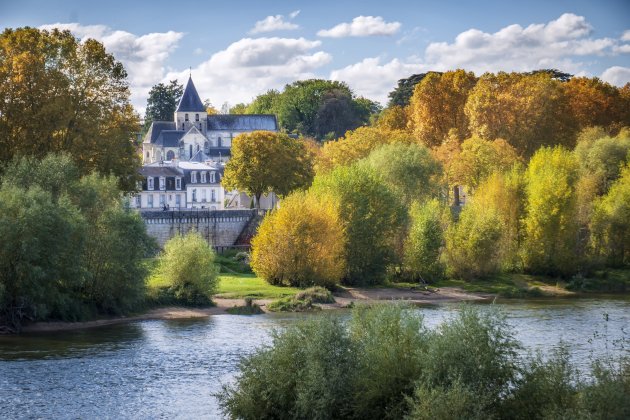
left=160, top=194, right=165, bottom=206
left=200, top=171, right=206, bottom=183
left=195, top=114, right=199, bottom=122
left=146, top=151, right=149, bottom=160
left=191, top=171, right=197, bottom=183
left=159, top=177, right=165, bottom=191
left=175, top=177, right=181, bottom=190
left=210, top=172, right=216, bottom=183
left=204, top=141, right=209, bottom=153
left=189, top=144, right=192, bottom=158
left=182, top=123, right=184, bottom=130
left=136, top=195, right=141, bottom=207
left=147, top=177, right=154, bottom=190
left=185, top=113, right=189, bottom=121
left=202, top=189, right=207, bottom=202
left=166, top=150, right=175, bottom=160
left=192, top=189, right=197, bottom=202
left=175, top=195, right=181, bottom=207
left=218, top=136, right=222, bottom=147
left=148, top=194, right=154, bottom=207
left=211, top=189, right=216, bottom=202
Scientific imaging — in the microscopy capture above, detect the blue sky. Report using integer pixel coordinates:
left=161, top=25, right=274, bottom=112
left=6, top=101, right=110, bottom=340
left=2, top=0, right=629, bottom=114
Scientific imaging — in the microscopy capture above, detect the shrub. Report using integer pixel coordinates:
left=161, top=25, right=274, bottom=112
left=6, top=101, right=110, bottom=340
left=295, top=287, right=335, bottom=304
left=266, top=296, right=319, bottom=312
left=251, top=191, right=346, bottom=288
left=153, top=231, right=219, bottom=305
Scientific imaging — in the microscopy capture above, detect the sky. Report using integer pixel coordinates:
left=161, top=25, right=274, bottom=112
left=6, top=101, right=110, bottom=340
left=2, top=0, right=629, bottom=115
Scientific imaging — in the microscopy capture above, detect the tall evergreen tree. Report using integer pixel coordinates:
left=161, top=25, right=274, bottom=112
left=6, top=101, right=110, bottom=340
left=143, top=80, right=183, bottom=131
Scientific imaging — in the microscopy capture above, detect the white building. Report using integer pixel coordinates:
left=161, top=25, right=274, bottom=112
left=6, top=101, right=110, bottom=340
left=142, top=76, right=278, bottom=165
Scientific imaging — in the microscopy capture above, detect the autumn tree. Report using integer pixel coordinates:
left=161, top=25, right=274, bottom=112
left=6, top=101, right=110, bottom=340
left=251, top=192, right=346, bottom=288
left=563, top=77, right=626, bottom=132
left=376, top=105, right=409, bottom=131
left=363, top=143, right=442, bottom=205
left=222, top=131, right=314, bottom=208
left=0, top=27, right=141, bottom=191
left=522, top=147, right=580, bottom=275
left=312, top=163, right=406, bottom=285
left=409, top=70, right=477, bottom=147
left=403, top=200, right=445, bottom=282
left=465, top=72, right=574, bottom=157
left=454, top=137, right=520, bottom=191
left=144, top=80, right=184, bottom=130
left=316, top=126, right=415, bottom=174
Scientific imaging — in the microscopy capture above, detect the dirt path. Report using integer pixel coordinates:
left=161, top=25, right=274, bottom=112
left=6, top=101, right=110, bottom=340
left=21, top=287, right=488, bottom=333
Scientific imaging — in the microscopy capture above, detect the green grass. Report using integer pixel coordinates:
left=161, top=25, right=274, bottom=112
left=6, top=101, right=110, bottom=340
left=216, top=274, right=300, bottom=299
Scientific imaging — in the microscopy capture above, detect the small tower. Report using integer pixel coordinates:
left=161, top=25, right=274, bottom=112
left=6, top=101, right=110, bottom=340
left=175, top=76, right=207, bottom=134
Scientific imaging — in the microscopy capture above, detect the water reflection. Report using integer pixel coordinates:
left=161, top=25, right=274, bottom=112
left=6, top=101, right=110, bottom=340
left=0, top=299, right=628, bottom=419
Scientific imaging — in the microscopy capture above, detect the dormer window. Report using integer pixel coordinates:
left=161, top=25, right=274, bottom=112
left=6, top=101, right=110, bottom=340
left=195, top=114, right=199, bottom=122
left=201, top=171, right=206, bottom=183
left=147, top=177, right=154, bottom=190
left=210, top=172, right=216, bottom=183
left=175, top=177, right=182, bottom=190
left=191, top=171, right=197, bottom=183
left=159, top=176, right=165, bottom=191
left=185, top=113, right=189, bottom=122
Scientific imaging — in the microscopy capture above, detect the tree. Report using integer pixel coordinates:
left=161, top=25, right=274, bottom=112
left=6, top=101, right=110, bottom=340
left=590, top=165, right=630, bottom=266
left=144, top=80, right=184, bottom=130
left=409, top=70, right=477, bottom=147
left=453, top=137, right=521, bottom=191
left=222, top=131, right=314, bottom=208
left=312, top=163, right=407, bottom=285
left=388, top=73, right=430, bottom=107
left=154, top=232, right=219, bottom=305
left=316, top=126, right=416, bottom=174
left=465, top=72, right=574, bottom=157
left=251, top=192, right=346, bottom=288
left=403, top=200, right=445, bottom=282
left=522, top=147, right=580, bottom=275
left=574, top=130, right=630, bottom=195
left=376, top=105, right=409, bottom=131
left=0, top=27, right=141, bottom=191
left=526, top=68, right=573, bottom=82
left=363, top=143, right=442, bottom=205
left=563, top=77, right=626, bottom=132
left=203, top=98, right=219, bottom=115
left=246, top=89, right=281, bottom=114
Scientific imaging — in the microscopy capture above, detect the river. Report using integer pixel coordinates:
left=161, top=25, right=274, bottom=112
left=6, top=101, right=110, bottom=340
left=1, top=298, right=629, bottom=419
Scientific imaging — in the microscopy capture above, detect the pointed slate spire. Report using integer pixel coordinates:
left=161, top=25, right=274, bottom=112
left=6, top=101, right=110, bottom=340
left=176, top=76, right=206, bottom=113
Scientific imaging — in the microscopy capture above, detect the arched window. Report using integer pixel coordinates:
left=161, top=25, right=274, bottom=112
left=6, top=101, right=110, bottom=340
left=166, top=150, right=175, bottom=160
left=204, top=141, right=209, bottom=153
left=146, top=151, right=149, bottom=159
left=185, top=113, right=189, bottom=122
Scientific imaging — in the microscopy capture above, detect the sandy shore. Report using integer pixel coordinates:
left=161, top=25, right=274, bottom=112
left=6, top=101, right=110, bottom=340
left=21, top=287, right=490, bottom=333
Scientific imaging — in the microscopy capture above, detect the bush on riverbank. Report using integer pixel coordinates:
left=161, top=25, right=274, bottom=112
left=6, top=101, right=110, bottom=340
left=218, top=304, right=630, bottom=419
left=150, top=232, right=219, bottom=306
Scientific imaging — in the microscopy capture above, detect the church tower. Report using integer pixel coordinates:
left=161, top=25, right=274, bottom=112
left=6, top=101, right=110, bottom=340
left=175, top=76, right=207, bottom=135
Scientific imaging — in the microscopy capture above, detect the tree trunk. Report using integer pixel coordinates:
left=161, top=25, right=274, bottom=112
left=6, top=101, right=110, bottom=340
left=453, top=185, right=460, bottom=207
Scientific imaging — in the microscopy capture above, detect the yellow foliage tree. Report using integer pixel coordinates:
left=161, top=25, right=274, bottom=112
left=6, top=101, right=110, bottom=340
left=251, top=192, right=346, bottom=288
left=454, top=137, right=521, bottom=191
left=409, top=70, right=477, bottom=148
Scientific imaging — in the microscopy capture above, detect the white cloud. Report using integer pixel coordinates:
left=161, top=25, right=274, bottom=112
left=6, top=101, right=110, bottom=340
left=193, top=47, right=204, bottom=55
left=423, top=13, right=617, bottom=74
left=165, top=37, right=331, bottom=107
left=621, top=30, right=630, bottom=42
left=249, top=12, right=300, bottom=34
left=39, top=23, right=183, bottom=113
left=317, top=16, right=401, bottom=38
left=330, top=57, right=425, bottom=103
left=601, top=66, right=630, bottom=86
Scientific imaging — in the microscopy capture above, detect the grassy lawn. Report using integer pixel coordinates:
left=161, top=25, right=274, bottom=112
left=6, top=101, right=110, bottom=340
left=216, top=273, right=300, bottom=299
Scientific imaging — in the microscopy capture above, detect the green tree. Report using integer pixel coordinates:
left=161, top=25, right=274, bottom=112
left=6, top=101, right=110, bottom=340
left=251, top=192, right=346, bottom=288
left=312, top=163, right=407, bottom=285
left=246, top=89, right=281, bottom=114
left=403, top=200, right=445, bottom=282
left=155, top=232, right=219, bottom=305
left=222, top=131, right=314, bottom=208
left=590, top=165, right=630, bottom=266
left=574, top=130, right=630, bottom=195
left=0, top=27, right=141, bottom=191
left=144, top=80, right=183, bottom=130
left=522, top=147, right=580, bottom=275
left=409, top=70, right=477, bottom=147
left=363, top=143, right=442, bottom=205
left=454, top=137, right=520, bottom=191
left=388, top=73, right=430, bottom=107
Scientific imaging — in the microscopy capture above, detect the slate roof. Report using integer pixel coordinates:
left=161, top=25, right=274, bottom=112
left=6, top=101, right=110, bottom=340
left=206, top=147, right=232, bottom=158
left=176, top=77, right=206, bottom=113
left=139, top=165, right=183, bottom=177
left=189, top=150, right=211, bottom=162
left=207, top=114, right=278, bottom=131
left=154, top=130, right=184, bottom=147
left=144, top=121, right=176, bottom=143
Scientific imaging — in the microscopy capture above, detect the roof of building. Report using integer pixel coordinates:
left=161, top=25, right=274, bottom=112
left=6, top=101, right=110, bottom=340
left=139, top=165, right=183, bottom=177
left=206, top=147, right=232, bottom=158
left=207, top=114, right=278, bottom=131
left=176, top=77, right=206, bottom=113
left=189, top=150, right=212, bottom=162
left=154, top=130, right=184, bottom=147
left=144, top=121, right=176, bottom=143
